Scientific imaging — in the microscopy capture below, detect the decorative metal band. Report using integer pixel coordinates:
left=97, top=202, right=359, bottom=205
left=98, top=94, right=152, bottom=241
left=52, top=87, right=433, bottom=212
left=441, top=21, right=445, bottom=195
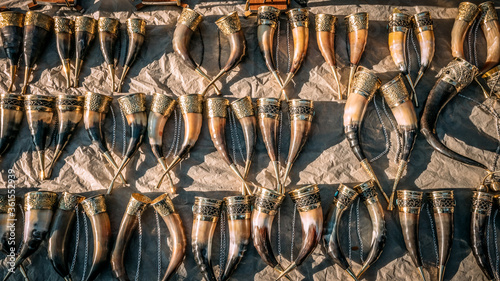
left=151, top=93, right=177, bottom=116
left=1, top=94, right=24, bottom=111
left=152, top=193, right=176, bottom=216
left=351, top=67, right=381, bottom=99
left=84, top=92, right=113, bottom=113
left=315, top=14, right=336, bottom=32
left=0, top=12, right=24, bottom=28
left=354, top=180, right=378, bottom=205
left=192, top=197, right=223, bottom=221
left=389, top=13, right=410, bottom=33
left=256, top=98, right=281, bottom=120
left=333, top=184, right=358, bottom=210
left=224, top=195, right=252, bottom=220
left=258, top=6, right=280, bottom=27
left=428, top=191, right=455, bottom=214
left=25, top=95, right=55, bottom=112
left=75, top=16, right=97, bottom=34
left=178, top=94, right=203, bottom=114
left=397, top=190, right=423, bottom=214
left=289, top=184, right=321, bottom=212
left=456, top=2, right=479, bottom=23
left=479, top=2, right=498, bottom=24
left=0, top=195, right=11, bottom=214
left=98, top=17, right=120, bottom=34
left=288, top=99, right=314, bottom=122
left=287, top=8, right=309, bottom=29
left=25, top=11, right=53, bottom=31
left=253, top=187, right=285, bottom=215
left=231, top=96, right=254, bottom=119
left=412, top=11, right=433, bottom=33
left=127, top=18, right=146, bottom=36
left=205, top=97, right=229, bottom=118
left=82, top=195, right=107, bottom=216
left=380, top=74, right=410, bottom=108
left=345, top=12, right=368, bottom=33
left=437, top=57, right=478, bottom=92
left=126, top=193, right=151, bottom=216
left=482, top=65, right=500, bottom=98
left=216, top=12, right=241, bottom=35
left=24, top=191, right=58, bottom=211
left=58, top=192, right=85, bottom=211
left=177, top=8, right=203, bottom=32
left=118, top=93, right=146, bottom=115
left=54, top=17, right=74, bottom=34
left=56, top=95, right=85, bottom=112
left=471, top=191, right=493, bottom=215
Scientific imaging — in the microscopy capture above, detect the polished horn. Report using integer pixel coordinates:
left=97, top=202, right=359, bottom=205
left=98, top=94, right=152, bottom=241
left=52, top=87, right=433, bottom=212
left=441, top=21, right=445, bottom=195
left=451, top=2, right=479, bottom=60
left=470, top=190, right=495, bottom=281
left=478, top=1, right=500, bottom=74
left=345, top=12, right=368, bottom=96
left=0, top=94, right=24, bottom=158
left=98, top=17, right=120, bottom=91
left=412, top=12, right=435, bottom=88
left=0, top=11, right=24, bottom=92
left=74, top=16, right=97, bottom=88
left=117, top=18, right=146, bottom=92
left=54, top=17, right=74, bottom=88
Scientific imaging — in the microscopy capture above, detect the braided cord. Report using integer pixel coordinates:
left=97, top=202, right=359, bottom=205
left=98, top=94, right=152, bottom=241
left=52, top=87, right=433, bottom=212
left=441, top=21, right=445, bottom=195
left=69, top=205, right=81, bottom=274
left=155, top=210, right=162, bottom=281
left=370, top=96, right=391, bottom=163
left=134, top=211, right=143, bottom=281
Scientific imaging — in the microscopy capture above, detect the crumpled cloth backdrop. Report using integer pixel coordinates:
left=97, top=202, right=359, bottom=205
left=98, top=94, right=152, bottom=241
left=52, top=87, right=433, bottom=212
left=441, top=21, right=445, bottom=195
left=0, top=0, right=499, bottom=280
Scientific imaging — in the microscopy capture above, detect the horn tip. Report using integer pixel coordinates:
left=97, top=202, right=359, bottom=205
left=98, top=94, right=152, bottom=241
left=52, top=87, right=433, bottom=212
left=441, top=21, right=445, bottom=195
left=346, top=267, right=359, bottom=281
left=417, top=266, right=427, bottom=281
left=438, top=265, right=445, bottom=281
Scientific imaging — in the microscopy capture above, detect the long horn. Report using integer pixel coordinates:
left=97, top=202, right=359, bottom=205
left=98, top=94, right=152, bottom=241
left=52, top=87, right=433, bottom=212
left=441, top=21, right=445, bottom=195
left=111, top=193, right=151, bottom=281
left=380, top=75, right=418, bottom=211
left=201, top=12, right=246, bottom=96
left=98, top=17, right=120, bottom=91
left=74, top=16, right=97, bottom=88
left=0, top=12, right=24, bottom=92
left=282, top=99, right=313, bottom=189
left=315, top=14, right=342, bottom=100
left=412, top=12, right=435, bottom=88
left=156, top=94, right=203, bottom=189
left=46, top=95, right=85, bottom=179
left=344, top=12, right=368, bottom=97
left=428, top=191, right=455, bottom=281
left=116, top=18, right=146, bottom=92
left=478, top=2, right=500, bottom=74
left=322, top=184, right=359, bottom=281
left=3, top=191, right=58, bottom=281
left=354, top=181, right=386, bottom=279
left=191, top=197, right=223, bottom=281
left=151, top=194, right=187, bottom=281
left=420, top=58, right=487, bottom=170
left=276, top=185, right=323, bottom=280
left=54, top=17, right=74, bottom=88
left=343, top=67, right=388, bottom=203
left=173, top=8, right=221, bottom=95
left=451, top=2, right=479, bottom=60
left=81, top=195, right=112, bottom=281
left=470, top=191, right=495, bottom=281
left=21, top=11, right=54, bottom=95
left=221, top=195, right=252, bottom=281
left=108, top=93, right=147, bottom=194
left=48, top=192, right=85, bottom=281
left=396, top=190, right=427, bottom=281
left=0, top=94, right=24, bottom=158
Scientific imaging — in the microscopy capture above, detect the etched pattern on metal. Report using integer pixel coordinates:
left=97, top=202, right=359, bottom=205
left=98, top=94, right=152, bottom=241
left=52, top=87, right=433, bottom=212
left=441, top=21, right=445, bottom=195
left=118, top=93, right=146, bottom=115
left=84, top=92, right=112, bottom=113
left=315, top=14, right=336, bottom=32
left=206, top=98, right=229, bottom=118
left=216, top=12, right=241, bottom=35
left=292, top=193, right=321, bottom=211
left=192, top=205, right=221, bottom=218
left=351, top=69, right=381, bottom=99
left=98, top=17, right=120, bottom=34
left=56, top=95, right=84, bottom=111
left=380, top=75, right=410, bottom=108
left=58, top=192, right=84, bottom=211
left=231, top=97, right=254, bottom=119
left=54, top=17, right=74, bottom=34
left=75, top=16, right=97, bottom=34
left=429, top=197, right=455, bottom=211
left=0, top=12, right=24, bottom=28
left=151, top=94, right=177, bottom=116
left=25, top=191, right=58, bottom=211
left=479, top=2, right=498, bottom=24
left=25, top=96, right=55, bottom=112
left=82, top=196, right=107, bottom=216
left=258, top=6, right=280, bottom=27
left=127, top=18, right=146, bottom=35
left=437, top=58, right=478, bottom=92
left=289, top=105, right=314, bottom=121
left=471, top=197, right=493, bottom=215
left=456, top=2, right=479, bottom=22
left=179, top=94, right=203, bottom=114
left=1, top=94, right=24, bottom=111
left=177, top=8, right=203, bottom=31
left=345, top=13, right=368, bottom=33
left=25, top=11, right=54, bottom=31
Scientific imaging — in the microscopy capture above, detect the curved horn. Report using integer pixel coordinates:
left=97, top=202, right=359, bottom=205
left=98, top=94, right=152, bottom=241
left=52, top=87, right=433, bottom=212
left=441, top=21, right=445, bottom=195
left=108, top=93, right=147, bottom=194
left=191, top=197, right=223, bottom=281
left=98, top=17, right=120, bottom=91
left=344, top=12, right=368, bottom=97
left=74, top=16, right=97, bottom=88
left=48, top=192, right=85, bottom=281
left=380, top=75, right=418, bottom=210
left=54, top=17, right=74, bottom=88
left=451, top=2, right=479, bottom=60
left=21, top=11, right=53, bottom=95
left=412, top=12, right=435, bottom=88
left=396, top=190, right=427, bottom=281
left=111, top=193, right=151, bottom=281
left=322, top=184, right=359, bottom=281
left=470, top=191, right=495, bottom=281
left=151, top=194, right=187, bottom=281
left=0, top=94, right=24, bottom=158
left=315, top=14, right=342, bottom=99
left=420, top=58, right=487, bottom=170
left=478, top=2, right=500, bottom=74
left=117, top=18, right=146, bottom=92
left=0, top=12, right=24, bottom=92
left=482, top=65, right=500, bottom=98
left=81, top=195, right=112, bottom=281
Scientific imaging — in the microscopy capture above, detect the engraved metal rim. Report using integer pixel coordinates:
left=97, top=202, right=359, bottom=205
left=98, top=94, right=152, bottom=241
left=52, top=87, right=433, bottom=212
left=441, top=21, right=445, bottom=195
left=194, top=196, right=223, bottom=207
left=414, top=11, right=431, bottom=20
left=256, top=97, right=280, bottom=106
left=81, top=194, right=107, bottom=215
left=315, top=13, right=337, bottom=32
left=288, top=99, right=313, bottom=108
left=452, top=57, right=478, bottom=72
left=380, top=74, right=404, bottom=92
left=231, top=96, right=252, bottom=105
left=345, top=12, right=368, bottom=20
left=289, top=184, right=319, bottom=200
left=397, top=190, right=423, bottom=199
left=25, top=191, right=58, bottom=209
left=258, top=6, right=280, bottom=14
left=353, top=180, right=374, bottom=193
left=389, top=12, right=410, bottom=22
left=57, top=95, right=85, bottom=102
left=224, top=195, right=252, bottom=205
left=86, top=91, right=113, bottom=102
left=59, top=192, right=85, bottom=210
left=1, top=94, right=24, bottom=105
left=0, top=11, right=24, bottom=28
left=337, top=184, right=357, bottom=198
left=151, top=193, right=171, bottom=205
left=472, top=191, right=494, bottom=201
left=131, top=193, right=152, bottom=204
left=256, top=186, right=285, bottom=201
left=428, top=190, right=454, bottom=199
left=354, top=66, right=382, bottom=87
left=482, top=65, right=500, bottom=79
left=182, top=7, right=203, bottom=17
left=286, top=7, right=309, bottom=18
left=215, top=11, right=238, bottom=25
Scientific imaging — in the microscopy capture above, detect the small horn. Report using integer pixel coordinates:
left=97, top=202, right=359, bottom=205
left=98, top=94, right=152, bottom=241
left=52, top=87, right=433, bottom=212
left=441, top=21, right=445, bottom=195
left=0, top=94, right=24, bottom=158
left=0, top=11, right=24, bottom=92
left=74, top=16, right=97, bottom=88
left=470, top=191, right=495, bottom=281
left=54, top=17, right=74, bottom=88
left=451, top=2, right=479, bottom=59
left=116, top=18, right=146, bottom=92
left=344, top=12, right=368, bottom=97
left=412, top=12, right=435, bottom=89
left=98, top=17, right=120, bottom=91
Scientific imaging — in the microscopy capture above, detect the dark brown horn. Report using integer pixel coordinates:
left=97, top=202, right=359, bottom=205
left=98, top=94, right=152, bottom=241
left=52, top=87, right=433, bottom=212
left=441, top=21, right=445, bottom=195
left=412, top=12, right=435, bottom=88
left=116, top=18, right=146, bottom=92
left=451, top=2, right=479, bottom=60
left=98, top=17, right=120, bottom=91
left=0, top=94, right=24, bottom=158
left=344, top=12, right=368, bottom=97
left=54, top=17, right=74, bottom=88
left=74, top=16, right=97, bottom=88
left=0, top=11, right=24, bottom=92
left=470, top=191, right=495, bottom=281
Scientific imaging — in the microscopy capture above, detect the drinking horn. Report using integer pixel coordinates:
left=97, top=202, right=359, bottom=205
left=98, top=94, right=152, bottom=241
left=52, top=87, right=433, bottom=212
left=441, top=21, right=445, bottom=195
left=206, top=97, right=251, bottom=195
left=315, top=13, right=342, bottom=100
left=116, top=18, right=146, bottom=92
left=98, top=17, right=120, bottom=91
left=172, top=8, right=221, bottom=95
left=482, top=65, right=500, bottom=98
left=478, top=2, right=500, bottom=74
left=470, top=190, right=495, bottom=281
left=396, top=190, right=427, bottom=281
left=221, top=195, right=252, bottom=281
left=201, top=12, right=246, bottom=95
left=74, top=16, right=97, bottom=88
left=21, top=11, right=54, bottom=95
left=280, top=8, right=309, bottom=92
left=81, top=195, right=112, bottom=281
left=155, top=94, right=203, bottom=189
left=354, top=181, right=386, bottom=279
left=46, top=95, right=85, bottom=179
left=48, top=192, right=85, bottom=281
left=84, top=92, right=126, bottom=183
left=451, top=2, right=479, bottom=60
left=343, top=67, right=389, bottom=203
left=420, top=58, right=487, bottom=170
left=54, top=17, right=74, bottom=89
left=25, top=95, right=54, bottom=181
left=0, top=94, right=24, bottom=158
left=191, top=197, right=223, bottom=281
left=276, top=185, right=323, bottom=280
left=111, top=193, right=151, bottom=281
left=380, top=75, right=418, bottom=211
left=322, top=184, right=358, bottom=281
left=3, top=191, right=58, bottom=281
left=428, top=190, right=455, bottom=281
left=0, top=11, right=24, bottom=92
left=151, top=193, right=187, bottom=281
left=345, top=12, right=368, bottom=96
left=412, top=11, right=435, bottom=89
left=108, top=93, right=147, bottom=194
